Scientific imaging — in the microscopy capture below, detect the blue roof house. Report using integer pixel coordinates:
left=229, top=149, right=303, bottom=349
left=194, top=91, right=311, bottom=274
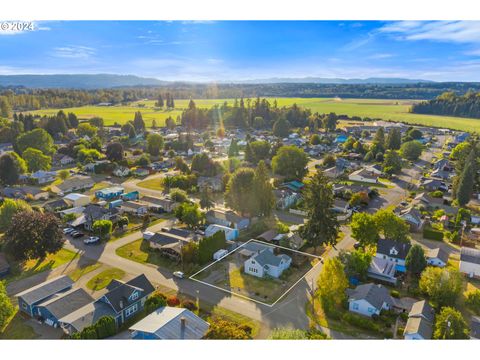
left=95, top=186, right=124, bottom=200
left=16, top=275, right=74, bottom=318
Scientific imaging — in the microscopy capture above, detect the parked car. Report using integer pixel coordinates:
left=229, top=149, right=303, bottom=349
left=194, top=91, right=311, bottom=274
left=84, top=236, right=100, bottom=244
left=72, top=232, right=84, bottom=238
left=63, top=228, right=74, bottom=234
left=173, top=271, right=184, bottom=279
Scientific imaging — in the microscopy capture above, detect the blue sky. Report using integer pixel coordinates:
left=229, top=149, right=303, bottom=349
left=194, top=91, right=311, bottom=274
left=1, top=21, right=480, bottom=81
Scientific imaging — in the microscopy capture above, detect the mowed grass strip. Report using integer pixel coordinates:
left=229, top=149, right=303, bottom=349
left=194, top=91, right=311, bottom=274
left=136, top=178, right=164, bottom=191
left=27, top=97, right=480, bottom=132
left=68, top=262, right=102, bottom=281
left=86, top=267, right=126, bottom=291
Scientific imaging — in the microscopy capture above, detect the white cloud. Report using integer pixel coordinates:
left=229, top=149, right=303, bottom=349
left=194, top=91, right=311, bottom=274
left=368, top=53, right=394, bottom=60
left=53, top=45, right=95, bottom=59
left=379, top=21, right=480, bottom=44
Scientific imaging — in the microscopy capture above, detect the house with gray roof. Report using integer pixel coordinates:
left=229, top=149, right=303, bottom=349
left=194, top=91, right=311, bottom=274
left=59, top=274, right=155, bottom=334
left=35, top=288, right=93, bottom=327
left=375, top=238, right=412, bottom=273
left=206, top=208, right=250, bottom=230
left=244, top=247, right=292, bottom=278
left=404, top=300, right=435, bottom=340
left=460, top=246, right=480, bottom=278
left=16, top=275, right=74, bottom=318
left=347, top=283, right=393, bottom=317
left=426, top=247, right=449, bottom=268
left=129, top=306, right=210, bottom=340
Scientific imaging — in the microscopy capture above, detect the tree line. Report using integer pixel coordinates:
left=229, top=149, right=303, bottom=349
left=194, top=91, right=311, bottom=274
left=412, top=91, right=480, bottom=119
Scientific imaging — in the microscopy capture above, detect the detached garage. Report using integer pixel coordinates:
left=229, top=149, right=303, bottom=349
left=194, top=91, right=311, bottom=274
left=460, top=247, right=480, bottom=278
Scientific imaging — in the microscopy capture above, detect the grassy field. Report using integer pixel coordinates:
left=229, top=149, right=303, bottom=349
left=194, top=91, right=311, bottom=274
left=67, top=262, right=102, bottom=281
left=27, top=97, right=480, bottom=132
left=136, top=177, right=164, bottom=191
left=5, top=248, right=80, bottom=284
left=86, top=267, right=126, bottom=291
left=115, top=238, right=178, bottom=271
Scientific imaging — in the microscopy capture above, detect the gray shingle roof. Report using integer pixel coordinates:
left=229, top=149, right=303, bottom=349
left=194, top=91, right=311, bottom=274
left=253, top=249, right=290, bottom=267
left=347, top=283, right=393, bottom=310
left=460, top=247, right=480, bottom=265
left=129, top=306, right=210, bottom=339
left=404, top=316, right=433, bottom=339
left=58, top=301, right=116, bottom=332
left=427, top=248, right=450, bottom=264
left=408, top=300, right=434, bottom=323
left=16, top=275, right=73, bottom=305
left=37, top=288, right=93, bottom=320
left=103, top=274, right=155, bottom=313
left=376, top=239, right=412, bottom=260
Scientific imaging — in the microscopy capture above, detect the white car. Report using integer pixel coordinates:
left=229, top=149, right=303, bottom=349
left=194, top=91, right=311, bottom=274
left=84, top=236, right=100, bottom=245
left=173, top=271, right=184, bottom=279
left=63, top=228, right=74, bottom=234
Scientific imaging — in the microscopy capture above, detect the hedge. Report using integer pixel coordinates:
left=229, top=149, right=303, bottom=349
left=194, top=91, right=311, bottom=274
left=341, top=312, right=381, bottom=332
left=423, top=227, right=444, bottom=241
left=70, top=316, right=116, bottom=339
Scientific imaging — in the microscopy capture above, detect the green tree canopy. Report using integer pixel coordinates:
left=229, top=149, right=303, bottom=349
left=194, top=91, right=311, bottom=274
left=433, top=307, right=469, bottom=339
left=272, top=145, right=308, bottom=180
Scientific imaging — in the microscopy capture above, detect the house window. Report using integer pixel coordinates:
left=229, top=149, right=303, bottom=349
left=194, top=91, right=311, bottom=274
left=125, top=303, right=138, bottom=317
left=352, top=303, right=359, bottom=310
left=368, top=307, right=374, bottom=313
left=130, top=292, right=139, bottom=301
left=383, top=255, right=386, bottom=259
left=22, top=302, right=27, bottom=310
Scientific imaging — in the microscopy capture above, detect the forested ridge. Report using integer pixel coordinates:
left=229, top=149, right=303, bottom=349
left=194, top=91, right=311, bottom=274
left=2, top=82, right=480, bottom=112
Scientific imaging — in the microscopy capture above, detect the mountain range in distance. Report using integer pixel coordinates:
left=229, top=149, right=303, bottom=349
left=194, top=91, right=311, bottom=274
left=0, top=74, right=441, bottom=89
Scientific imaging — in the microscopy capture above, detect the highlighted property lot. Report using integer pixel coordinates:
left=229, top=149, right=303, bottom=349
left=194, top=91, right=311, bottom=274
left=189, top=239, right=322, bottom=307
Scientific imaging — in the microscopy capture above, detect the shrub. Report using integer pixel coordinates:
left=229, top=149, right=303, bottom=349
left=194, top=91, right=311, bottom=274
left=145, top=291, right=167, bottom=314
left=390, top=290, right=400, bottom=298
left=423, top=226, right=444, bottom=241
left=397, top=326, right=405, bottom=337
left=167, top=295, right=180, bottom=307
left=465, top=289, right=480, bottom=314
left=181, top=299, right=197, bottom=311
left=341, top=312, right=381, bottom=332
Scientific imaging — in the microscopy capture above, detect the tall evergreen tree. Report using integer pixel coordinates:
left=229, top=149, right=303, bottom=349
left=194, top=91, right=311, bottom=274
left=253, top=161, right=275, bottom=217
left=300, top=170, right=339, bottom=251
left=386, top=128, right=401, bottom=150
left=133, top=111, right=145, bottom=133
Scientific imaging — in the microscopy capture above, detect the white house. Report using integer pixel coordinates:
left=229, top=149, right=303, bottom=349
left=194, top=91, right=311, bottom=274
left=347, top=283, right=393, bottom=317
left=30, top=170, right=57, bottom=184
left=244, top=248, right=291, bottom=279
left=113, top=166, right=131, bottom=177
left=205, top=224, right=239, bottom=241
left=460, top=247, right=480, bottom=278
left=60, top=155, right=75, bottom=166
left=348, top=168, right=379, bottom=184
left=375, top=238, right=411, bottom=273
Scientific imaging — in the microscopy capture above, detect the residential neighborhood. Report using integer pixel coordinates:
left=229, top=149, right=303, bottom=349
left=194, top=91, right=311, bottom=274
left=0, top=18, right=480, bottom=350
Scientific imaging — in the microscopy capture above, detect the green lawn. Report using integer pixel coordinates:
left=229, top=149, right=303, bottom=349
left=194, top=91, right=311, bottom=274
left=5, top=248, right=80, bottom=284
left=115, top=238, right=178, bottom=271
left=68, top=262, right=102, bottom=281
left=136, top=178, right=164, bottom=191
left=86, top=267, right=126, bottom=291
left=0, top=308, right=39, bottom=339
left=26, top=97, right=480, bottom=132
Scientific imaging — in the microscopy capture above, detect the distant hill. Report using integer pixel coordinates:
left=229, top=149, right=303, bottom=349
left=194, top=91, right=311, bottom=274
left=228, top=77, right=435, bottom=84
left=0, top=74, right=166, bottom=89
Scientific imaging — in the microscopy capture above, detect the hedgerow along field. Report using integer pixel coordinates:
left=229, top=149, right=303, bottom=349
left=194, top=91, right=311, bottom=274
left=28, top=97, right=480, bottom=132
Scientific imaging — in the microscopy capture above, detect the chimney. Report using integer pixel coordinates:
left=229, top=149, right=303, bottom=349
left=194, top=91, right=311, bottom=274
left=119, top=300, right=124, bottom=309
left=180, top=317, right=186, bottom=330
